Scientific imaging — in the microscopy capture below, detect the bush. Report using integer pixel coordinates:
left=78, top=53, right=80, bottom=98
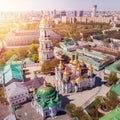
left=117, top=64, right=120, bottom=71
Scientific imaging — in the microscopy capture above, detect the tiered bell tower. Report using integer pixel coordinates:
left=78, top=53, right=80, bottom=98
left=38, top=16, right=54, bottom=64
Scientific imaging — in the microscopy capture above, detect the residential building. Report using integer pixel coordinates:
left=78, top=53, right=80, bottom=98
left=5, top=82, right=29, bottom=106
left=4, top=30, right=39, bottom=47
left=4, top=30, right=61, bottom=48
left=91, top=5, right=97, bottom=17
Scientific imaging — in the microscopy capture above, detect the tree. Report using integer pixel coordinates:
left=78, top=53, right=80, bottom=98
left=65, top=103, right=76, bottom=117
left=97, top=91, right=118, bottom=111
left=117, top=64, right=120, bottom=71
left=65, top=103, right=90, bottom=120
left=15, top=48, right=28, bottom=59
left=41, top=58, right=59, bottom=73
left=32, top=54, right=38, bottom=62
left=52, top=39, right=59, bottom=47
left=29, top=44, right=39, bottom=54
left=105, top=72, right=118, bottom=86
left=73, top=107, right=90, bottom=120
left=105, top=91, right=118, bottom=110
left=81, top=115, right=91, bottom=120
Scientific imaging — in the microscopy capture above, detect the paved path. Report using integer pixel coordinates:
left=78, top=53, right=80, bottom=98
left=26, top=66, right=110, bottom=108
left=15, top=102, right=70, bottom=120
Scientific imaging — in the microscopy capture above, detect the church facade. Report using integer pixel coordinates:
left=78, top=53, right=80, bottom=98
left=32, top=80, right=61, bottom=119
left=55, top=54, right=96, bottom=93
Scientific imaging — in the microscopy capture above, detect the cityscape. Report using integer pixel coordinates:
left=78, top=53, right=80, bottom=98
left=0, top=0, right=120, bottom=120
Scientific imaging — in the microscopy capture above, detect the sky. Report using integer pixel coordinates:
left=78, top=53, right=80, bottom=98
left=0, top=0, right=120, bottom=11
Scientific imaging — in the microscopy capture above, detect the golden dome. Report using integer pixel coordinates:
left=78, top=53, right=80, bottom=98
left=80, top=59, right=84, bottom=65
left=75, top=77, right=87, bottom=82
left=63, top=67, right=70, bottom=76
left=58, top=61, right=64, bottom=69
left=75, top=77, right=82, bottom=82
left=72, top=52, right=78, bottom=66
left=88, top=63, right=93, bottom=72
left=76, top=63, right=81, bottom=72
left=73, top=59, right=78, bottom=66
left=69, top=57, right=73, bottom=64
left=70, top=79, right=76, bottom=84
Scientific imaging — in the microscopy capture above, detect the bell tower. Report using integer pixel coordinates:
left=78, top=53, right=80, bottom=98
left=38, top=16, right=54, bottom=64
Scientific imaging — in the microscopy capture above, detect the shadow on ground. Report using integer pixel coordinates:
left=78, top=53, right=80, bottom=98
left=60, top=94, right=73, bottom=109
left=95, top=76, right=104, bottom=87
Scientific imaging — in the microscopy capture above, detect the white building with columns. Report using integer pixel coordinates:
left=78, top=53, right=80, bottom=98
left=38, top=17, right=54, bottom=63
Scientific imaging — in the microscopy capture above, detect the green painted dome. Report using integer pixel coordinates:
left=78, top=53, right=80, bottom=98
left=38, top=101, right=47, bottom=108
left=54, top=95, right=61, bottom=103
left=48, top=99, right=56, bottom=107
left=37, top=84, right=56, bottom=97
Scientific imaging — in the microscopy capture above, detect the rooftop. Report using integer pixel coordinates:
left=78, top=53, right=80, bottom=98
left=60, top=39, right=76, bottom=46
left=37, top=83, right=56, bottom=97
left=77, top=48, right=107, bottom=60
left=54, top=47, right=74, bottom=57
left=5, top=82, right=28, bottom=97
left=110, top=79, right=120, bottom=96
left=105, top=60, right=120, bottom=74
left=2, top=64, right=23, bottom=85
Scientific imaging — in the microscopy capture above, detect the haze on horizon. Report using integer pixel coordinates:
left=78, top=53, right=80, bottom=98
left=0, top=0, right=120, bottom=12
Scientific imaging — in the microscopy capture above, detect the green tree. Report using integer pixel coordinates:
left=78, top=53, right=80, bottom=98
left=105, top=72, right=118, bottom=86
left=73, top=107, right=90, bottom=120
left=29, top=44, right=39, bottom=54
left=105, top=91, right=118, bottom=110
left=65, top=103, right=76, bottom=117
left=15, top=48, right=28, bottom=59
left=41, top=58, right=59, bottom=73
left=65, top=103, right=90, bottom=120
left=117, top=64, right=120, bottom=71
left=32, top=54, right=38, bottom=62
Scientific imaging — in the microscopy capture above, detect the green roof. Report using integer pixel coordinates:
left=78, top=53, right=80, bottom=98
left=54, top=47, right=74, bottom=57
left=99, top=106, right=120, bottom=120
left=60, top=39, right=76, bottom=46
left=105, top=60, right=120, bottom=74
left=2, top=64, right=23, bottom=85
left=77, top=48, right=107, bottom=60
left=48, top=100, right=56, bottom=107
left=11, top=105, right=16, bottom=112
left=38, top=101, right=47, bottom=108
left=78, top=55, right=101, bottom=67
left=54, top=95, right=60, bottom=103
left=37, top=84, right=56, bottom=97
left=93, top=34, right=103, bottom=37
left=110, top=80, right=120, bottom=96
left=36, top=84, right=61, bottom=108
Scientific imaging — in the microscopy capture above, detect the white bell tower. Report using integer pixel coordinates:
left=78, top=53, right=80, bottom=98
left=38, top=16, right=54, bottom=63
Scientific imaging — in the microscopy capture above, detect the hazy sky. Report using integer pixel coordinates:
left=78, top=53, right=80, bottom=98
left=0, top=0, right=119, bottom=11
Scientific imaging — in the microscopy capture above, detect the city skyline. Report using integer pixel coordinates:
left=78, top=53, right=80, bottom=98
left=0, top=0, right=120, bottom=12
